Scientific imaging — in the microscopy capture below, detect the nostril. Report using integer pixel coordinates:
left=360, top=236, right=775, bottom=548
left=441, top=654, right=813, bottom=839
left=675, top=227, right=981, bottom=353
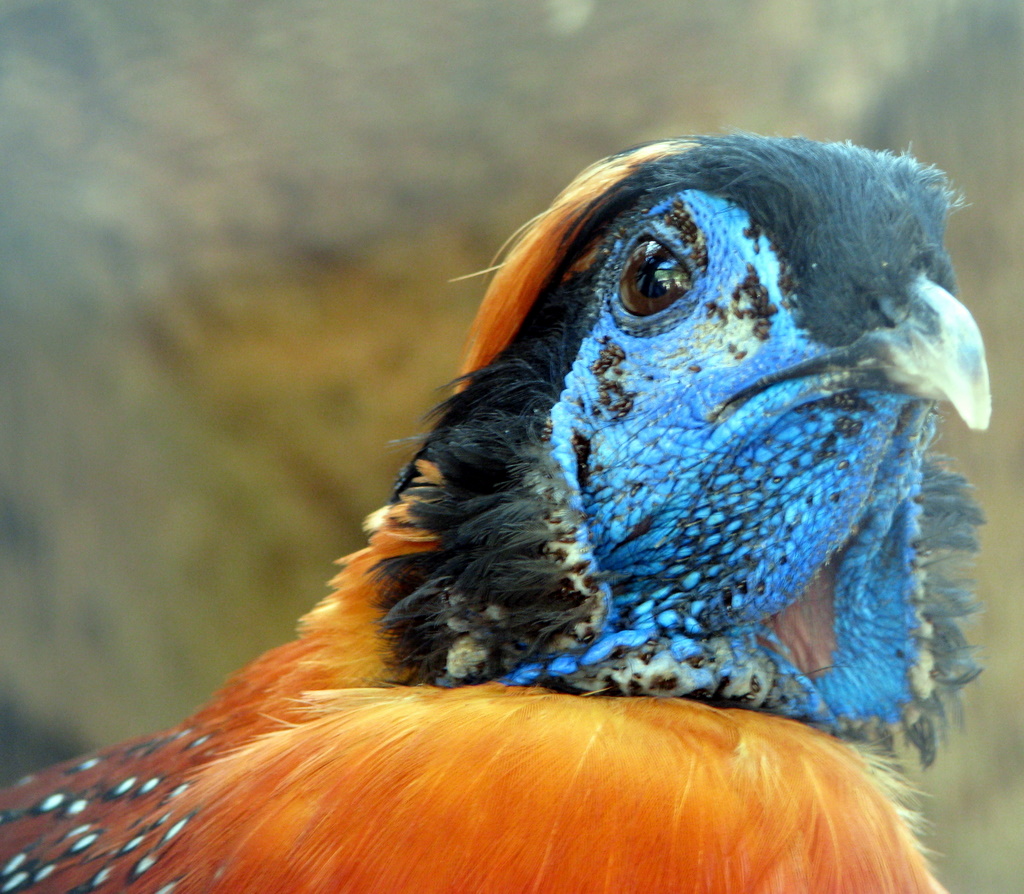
left=867, top=294, right=906, bottom=329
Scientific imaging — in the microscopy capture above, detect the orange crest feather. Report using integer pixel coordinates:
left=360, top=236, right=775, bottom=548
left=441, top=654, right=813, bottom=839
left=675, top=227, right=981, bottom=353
left=459, top=141, right=692, bottom=377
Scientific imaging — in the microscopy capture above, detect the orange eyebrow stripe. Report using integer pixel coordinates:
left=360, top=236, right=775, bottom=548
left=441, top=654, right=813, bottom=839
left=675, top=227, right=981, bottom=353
left=458, top=140, right=693, bottom=379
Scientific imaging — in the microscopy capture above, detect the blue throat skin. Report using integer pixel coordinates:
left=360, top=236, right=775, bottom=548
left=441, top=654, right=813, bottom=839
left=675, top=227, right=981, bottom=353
left=380, top=136, right=987, bottom=763
left=503, top=193, right=937, bottom=730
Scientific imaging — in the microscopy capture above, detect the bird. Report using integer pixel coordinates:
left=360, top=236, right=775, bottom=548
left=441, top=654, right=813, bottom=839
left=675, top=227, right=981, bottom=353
left=0, top=134, right=990, bottom=894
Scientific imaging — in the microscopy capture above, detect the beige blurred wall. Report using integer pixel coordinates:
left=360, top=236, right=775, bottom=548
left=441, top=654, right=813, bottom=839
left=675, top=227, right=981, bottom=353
left=0, top=2, right=1020, bottom=891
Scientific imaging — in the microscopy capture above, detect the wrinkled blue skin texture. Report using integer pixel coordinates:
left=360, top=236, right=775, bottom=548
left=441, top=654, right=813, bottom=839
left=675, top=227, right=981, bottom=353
left=505, top=191, right=931, bottom=727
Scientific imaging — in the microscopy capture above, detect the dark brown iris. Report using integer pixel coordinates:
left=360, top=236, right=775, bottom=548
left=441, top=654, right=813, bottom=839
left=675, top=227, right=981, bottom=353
left=620, top=239, right=693, bottom=316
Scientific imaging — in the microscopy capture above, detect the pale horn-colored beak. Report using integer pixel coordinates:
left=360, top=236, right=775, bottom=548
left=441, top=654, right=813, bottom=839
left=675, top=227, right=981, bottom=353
left=881, top=276, right=991, bottom=430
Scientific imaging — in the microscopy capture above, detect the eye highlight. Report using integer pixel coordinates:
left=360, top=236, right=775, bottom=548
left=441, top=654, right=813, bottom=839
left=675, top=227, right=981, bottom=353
left=621, top=240, right=693, bottom=317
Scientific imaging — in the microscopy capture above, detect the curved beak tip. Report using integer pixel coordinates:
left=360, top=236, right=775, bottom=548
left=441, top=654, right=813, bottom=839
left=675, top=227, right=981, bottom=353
left=954, top=370, right=991, bottom=431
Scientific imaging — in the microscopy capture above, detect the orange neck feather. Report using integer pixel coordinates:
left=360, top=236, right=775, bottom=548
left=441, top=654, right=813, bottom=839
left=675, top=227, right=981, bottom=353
left=193, top=462, right=442, bottom=731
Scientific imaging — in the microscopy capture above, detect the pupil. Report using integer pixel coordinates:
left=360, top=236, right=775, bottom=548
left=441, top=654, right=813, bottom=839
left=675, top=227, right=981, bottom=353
left=637, top=256, right=673, bottom=298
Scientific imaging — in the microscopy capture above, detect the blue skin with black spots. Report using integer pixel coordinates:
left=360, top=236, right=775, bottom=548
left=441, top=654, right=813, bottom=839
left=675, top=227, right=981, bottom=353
left=504, top=191, right=930, bottom=727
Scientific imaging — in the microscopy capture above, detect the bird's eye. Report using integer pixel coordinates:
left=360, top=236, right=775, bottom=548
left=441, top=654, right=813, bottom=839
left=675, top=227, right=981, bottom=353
left=621, top=240, right=693, bottom=316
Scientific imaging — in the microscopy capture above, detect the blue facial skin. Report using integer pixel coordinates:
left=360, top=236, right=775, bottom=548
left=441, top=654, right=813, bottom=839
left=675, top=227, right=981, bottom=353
left=504, top=191, right=930, bottom=727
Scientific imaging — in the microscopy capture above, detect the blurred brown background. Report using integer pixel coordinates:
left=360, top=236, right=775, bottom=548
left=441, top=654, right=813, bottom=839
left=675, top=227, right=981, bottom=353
left=0, top=1, right=1020, bottom=890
